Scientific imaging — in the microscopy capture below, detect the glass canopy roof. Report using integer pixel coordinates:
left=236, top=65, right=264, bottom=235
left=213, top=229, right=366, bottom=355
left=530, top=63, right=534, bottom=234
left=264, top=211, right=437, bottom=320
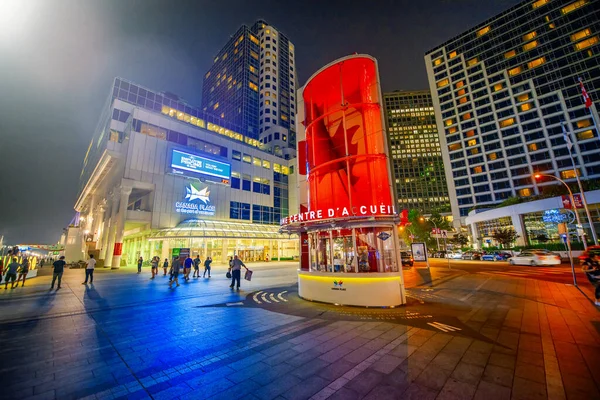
left=147, top=219, right=293, bottom=241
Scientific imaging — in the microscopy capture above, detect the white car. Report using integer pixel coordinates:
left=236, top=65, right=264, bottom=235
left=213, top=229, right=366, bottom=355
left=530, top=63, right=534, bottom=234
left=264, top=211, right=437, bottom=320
left=509, top=251, right=561, bottom=266
left=446, top=251, right=463, bottom=259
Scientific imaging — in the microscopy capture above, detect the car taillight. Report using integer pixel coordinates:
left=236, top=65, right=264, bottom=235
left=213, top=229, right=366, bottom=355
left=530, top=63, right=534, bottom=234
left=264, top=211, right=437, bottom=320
left=554, top=256, right=560, bottom=260
left=540, top=256, right=547, bottom=260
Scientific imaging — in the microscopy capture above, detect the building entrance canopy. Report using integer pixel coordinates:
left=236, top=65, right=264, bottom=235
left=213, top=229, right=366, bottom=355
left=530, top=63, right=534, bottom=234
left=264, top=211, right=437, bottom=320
left=147, top=219, right=292, bottom=241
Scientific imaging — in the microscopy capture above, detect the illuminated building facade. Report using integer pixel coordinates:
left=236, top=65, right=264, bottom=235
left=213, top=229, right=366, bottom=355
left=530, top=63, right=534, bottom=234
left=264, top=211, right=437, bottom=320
left=425, top=0, right=600, bottom=226
left=383, top=90, right=450, bottom=215
left=202, top=20, right=297, bottom=159
left=74, top=78, right=297, bottom=266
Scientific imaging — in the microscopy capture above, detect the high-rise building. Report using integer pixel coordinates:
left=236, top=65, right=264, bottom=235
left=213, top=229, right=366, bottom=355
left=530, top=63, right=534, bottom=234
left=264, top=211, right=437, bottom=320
left=425, top=0, right=600, bottom=226
left=383, top=90, right=450, bottom=215
left=202, top=20, right=297, bottom=159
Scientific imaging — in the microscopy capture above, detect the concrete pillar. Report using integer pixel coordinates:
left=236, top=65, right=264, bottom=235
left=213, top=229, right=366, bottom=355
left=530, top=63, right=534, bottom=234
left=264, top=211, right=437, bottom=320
left=221, top=239, right=229, bottom=264
left=93, top=202, right=106, bottom=248
left=511, top=214, right=528, bottom=247
left=104, top=193, right=120, bottom=268
left=161, top=240, right=170, bottom=263
left=111, top=186, right=132, bottom=269
left=470, top=223, right=480, bottom=250
left=87, top=195, right=97, bottom=233
left=99, top=197, right=117, bottom=263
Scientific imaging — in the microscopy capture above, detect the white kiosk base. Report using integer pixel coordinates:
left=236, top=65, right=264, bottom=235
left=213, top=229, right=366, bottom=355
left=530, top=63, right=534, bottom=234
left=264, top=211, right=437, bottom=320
left=298, top=271, right=405, bottom=307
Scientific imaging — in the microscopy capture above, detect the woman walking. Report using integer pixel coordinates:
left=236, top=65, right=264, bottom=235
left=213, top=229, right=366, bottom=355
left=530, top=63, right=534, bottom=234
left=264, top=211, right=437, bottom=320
left=17, top=257, right=30, bottom=287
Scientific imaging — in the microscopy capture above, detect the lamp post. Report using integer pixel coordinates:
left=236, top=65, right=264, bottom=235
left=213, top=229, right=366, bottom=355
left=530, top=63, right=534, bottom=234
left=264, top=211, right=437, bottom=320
left=534, top=173, right=587, bottom=250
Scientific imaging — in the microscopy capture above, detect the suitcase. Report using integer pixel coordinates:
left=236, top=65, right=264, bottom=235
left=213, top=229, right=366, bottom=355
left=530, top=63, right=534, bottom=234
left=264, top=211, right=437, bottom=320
left=244, top=270, right=253, bottom=281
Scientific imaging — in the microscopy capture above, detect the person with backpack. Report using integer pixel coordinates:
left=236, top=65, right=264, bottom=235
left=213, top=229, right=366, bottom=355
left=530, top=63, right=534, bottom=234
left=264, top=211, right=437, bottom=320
left=203, top=257, right=212, bottom=278
left=582, top=253, right=600, bottom=306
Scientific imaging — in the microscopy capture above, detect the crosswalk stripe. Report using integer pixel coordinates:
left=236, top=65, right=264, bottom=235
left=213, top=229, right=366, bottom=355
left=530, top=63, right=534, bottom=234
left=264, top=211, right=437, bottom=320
left=427, top=322, right=462, bottom=332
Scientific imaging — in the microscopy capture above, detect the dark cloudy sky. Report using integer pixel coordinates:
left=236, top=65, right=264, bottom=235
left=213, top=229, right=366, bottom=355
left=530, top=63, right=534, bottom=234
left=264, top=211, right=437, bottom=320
left=0, top=0, right=521, bottom=244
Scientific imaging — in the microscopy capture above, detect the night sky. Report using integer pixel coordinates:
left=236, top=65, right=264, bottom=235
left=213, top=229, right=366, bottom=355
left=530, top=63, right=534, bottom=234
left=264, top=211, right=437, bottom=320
left=0, top=0, right=521, bottom=244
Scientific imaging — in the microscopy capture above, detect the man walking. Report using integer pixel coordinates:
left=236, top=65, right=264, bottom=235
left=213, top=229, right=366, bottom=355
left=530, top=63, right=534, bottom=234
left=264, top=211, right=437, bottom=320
left=137, top=256, right=143, bottom=274
left=51, top=256, right=66, bottom=290
left=229, top=255, right=249, bottom=291
left=203, top=257, right=212, bottom=278
left=82, top=254, right=96, bottom=284
left=183, top=254, right=193, bottom=281
left=4, top=258, right=20, bottom=289
left=150, top=256, right=159, bottom=279
left=192, top=255, right=201, bottom=278
left=169, top=257, right=181, bottom=289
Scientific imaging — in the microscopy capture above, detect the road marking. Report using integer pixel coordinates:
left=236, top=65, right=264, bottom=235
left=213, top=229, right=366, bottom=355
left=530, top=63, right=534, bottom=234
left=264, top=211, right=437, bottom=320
left=427, top=322, right=462, bottom=332
left=277, top=291, right=288, bottom=302
left=253, top=291, right=262, bottom=304
left=226, top=302, right=244, bottom=307
left=269, top=293, right=279, bottom=303
left=460, top=276, right=491, bottom=302
left=261, top=292, right=271, bottom=303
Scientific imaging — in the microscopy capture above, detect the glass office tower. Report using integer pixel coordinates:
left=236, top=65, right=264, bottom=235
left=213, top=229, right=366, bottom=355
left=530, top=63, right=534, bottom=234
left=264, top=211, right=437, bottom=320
left=202, top=20, right=297, bottom=159
left=425, top=0, right=600, bottom=225
left=383, top=90, right=450, bottom=215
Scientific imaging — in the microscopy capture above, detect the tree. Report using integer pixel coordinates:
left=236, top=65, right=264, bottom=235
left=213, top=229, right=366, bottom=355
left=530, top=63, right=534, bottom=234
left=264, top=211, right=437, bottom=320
left=492, top=227, right=519, bottom=249
left=452, top=233, right=469, bottom=247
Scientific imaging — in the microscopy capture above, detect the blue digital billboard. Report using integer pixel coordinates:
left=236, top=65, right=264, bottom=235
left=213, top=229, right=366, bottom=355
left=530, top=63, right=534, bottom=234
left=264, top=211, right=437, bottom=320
left=170, top=149, right=231, bottom=180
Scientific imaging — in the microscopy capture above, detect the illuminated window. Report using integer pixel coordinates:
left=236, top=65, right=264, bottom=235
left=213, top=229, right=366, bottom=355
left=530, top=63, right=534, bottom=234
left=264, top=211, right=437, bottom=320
left=447, top=127, right=457, bottom=134
left=445, top=118, right=455, bottom=126
left=457, top=89, right=467, bottom=97
left=437, top=79, right=449, bottom=88
left=281, top=166, right=290, bottom=175
left=281, top=115, right=288, bottom=121
left=577, top=130, right=595, bottom=140
left=518, top=188, right=532, bottom=197
left=517, top=93, right=530, bottom=102
left=250, top=51, right=259, bottom=60
left=205, top=71, right=211, bottom=79
left=462, top=112, right=473, bottom=121
left=500, top=118, right=515, bottom=127
left=520, top=103, right=533, bottom=112
left=448, top=51, right=457, bottom=59
left=523, top=41, right=538, bottom=51
left=571, top=29, right=592, bottom=42
left=494, top=83, right=504, bottom=92
left=488, top=152, right=498, bottom=161
left=265, top=100, right=271, bottom=106
left=560, top=169, right=580, bottom=179
left=262, top=159, right=271, bottom=169
left=249, top=65, right=257, bottom=74
left=467, top=139, right=477, bottom=147
left=448, top=143, right=461, bottom=151
left=265, top=91, right=271, bottom=97
left=575, top=36, right=599, bottom=50
left=527, top=57, right=545, bottom=69
left=249, top=82, right=258, bottom=91
left=523, top=31, right=537, bottom=42
left=433, top=58, right=442, bottom=66
left=505, top=50, right=517, bottom=59
left=470, top=148, right=480, bottom=155
left=528, top=143, right=538, bottom=151
left=561, top=0, right=587, bottom=15
left=273, top=163, right=281, bottom=173
left=472, top=166, right=483, bottom=174
left=455, top=81, right=465, bottom=89
left=213, top=102, right=219, bottom=110
left=465, top=130, right=476, bottom=137
left=509, top=66, right=522, bottom=76
left=577, top=119, right=592, bottom=128
left=467, top=58, right=478, bottom=66
left=249, top=35, right=259, bottom=45
left=459, top=96, right=468, bottom=104
left=220, top=113, right=225, bottom=118
left=533, top=0, right=550, bottom=8
left=477, top=26, right=491, bottom=37
left=253, top=157, right=262, bottom=167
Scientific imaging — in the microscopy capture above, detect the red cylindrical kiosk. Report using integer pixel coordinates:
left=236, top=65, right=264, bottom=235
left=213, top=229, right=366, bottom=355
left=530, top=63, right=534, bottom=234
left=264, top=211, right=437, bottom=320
left=282, top=54, right=406, bottom=307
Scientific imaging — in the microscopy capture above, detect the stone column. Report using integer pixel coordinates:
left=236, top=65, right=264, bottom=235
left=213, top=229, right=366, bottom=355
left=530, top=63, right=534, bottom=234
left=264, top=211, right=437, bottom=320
left=103, top=193, right=120, bottom=268
left=87, top=195, right=97, bottom=233
left=93, top=201, right=106, bottom=248
left=511, top=214, right=528, bottom=247
left=111, top=186, right=133, bottom=269
left=469, top=223, right=480, bottom=250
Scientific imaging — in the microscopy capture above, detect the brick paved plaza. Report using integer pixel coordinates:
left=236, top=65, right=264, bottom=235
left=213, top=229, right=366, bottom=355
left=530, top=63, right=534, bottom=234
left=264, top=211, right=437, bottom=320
left=0, top=262, right=599, bottom=400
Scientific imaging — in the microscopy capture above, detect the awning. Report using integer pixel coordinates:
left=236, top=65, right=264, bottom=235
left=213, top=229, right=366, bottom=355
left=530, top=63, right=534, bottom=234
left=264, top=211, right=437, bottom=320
left=146, top=218, right=296, bottom=241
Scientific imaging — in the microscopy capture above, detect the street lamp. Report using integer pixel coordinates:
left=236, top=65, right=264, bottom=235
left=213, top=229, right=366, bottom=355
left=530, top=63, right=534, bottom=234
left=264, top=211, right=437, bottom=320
left=534, top=173, right=587, bottom=250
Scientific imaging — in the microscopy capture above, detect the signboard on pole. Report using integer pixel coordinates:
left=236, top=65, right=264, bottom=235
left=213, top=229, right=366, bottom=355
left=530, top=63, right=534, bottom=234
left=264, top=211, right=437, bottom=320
left=411, top=243, right=427, bottom=262
left=561, top=194, right=584, bottom=209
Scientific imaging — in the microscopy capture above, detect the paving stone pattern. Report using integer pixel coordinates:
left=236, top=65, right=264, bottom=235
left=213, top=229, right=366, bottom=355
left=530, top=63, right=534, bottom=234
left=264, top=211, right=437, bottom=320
left=0, top=263, right=599, bottom=399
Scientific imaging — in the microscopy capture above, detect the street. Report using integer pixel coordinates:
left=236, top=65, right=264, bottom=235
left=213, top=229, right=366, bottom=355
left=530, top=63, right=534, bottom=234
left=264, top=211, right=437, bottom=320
left=0, top=260, right=598, bottom=400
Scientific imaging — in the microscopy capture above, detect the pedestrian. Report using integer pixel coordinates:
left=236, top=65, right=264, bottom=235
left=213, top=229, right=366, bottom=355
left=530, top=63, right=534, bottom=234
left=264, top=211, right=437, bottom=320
left=4, top=258, right=20, bottom=289
left=193, top=254, right=201, bottom=278
left=169, top=257, right=181, bottom=288
left=150, top=256, right=158, bottom=279
left=51, top=256, right=66, bottom=290
left=17, top=257, right=30, bottom=287
left=0, top=259, right=4, bottom=284
left=228, top=256, right=233, bottom=269
left=582, top=253, right=600, bottom=306
left=40, top=259, right=44, bottom=268
left=184, top=254, right=193, bottom=281
left=137, top=256, right=143, bottom=274
left=163, top=258, right=169, bottom=276
left=203, top=256, right=212, bottom=278
left=228, top=255, right=249, bottom=291
left=82, top=254, right=96, bottom=284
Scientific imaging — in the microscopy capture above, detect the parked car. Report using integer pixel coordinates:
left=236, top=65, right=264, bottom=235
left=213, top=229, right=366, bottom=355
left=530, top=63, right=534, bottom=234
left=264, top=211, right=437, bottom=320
left=400, top=251, right=414, bottom=266
left=432, top=251, right=447, bottom=258
left=509, top=250, right=561, bottom=266
left=481, top=252, right=503, bottom=261
left=462, top=252, right=482, bottom=260
left=578, top=245, right=600, bottom=263
left=446, top=251, right=463, bottom=259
